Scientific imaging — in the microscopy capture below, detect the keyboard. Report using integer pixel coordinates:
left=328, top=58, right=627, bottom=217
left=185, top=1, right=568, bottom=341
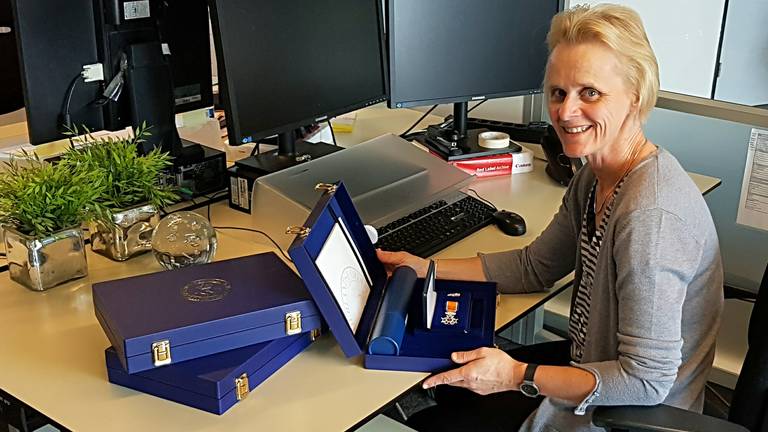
left=375, top=193, right=496, bottom=258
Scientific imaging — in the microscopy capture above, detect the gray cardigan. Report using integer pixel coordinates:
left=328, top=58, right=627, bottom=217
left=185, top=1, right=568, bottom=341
left=480, top=149, right=723, bottom=432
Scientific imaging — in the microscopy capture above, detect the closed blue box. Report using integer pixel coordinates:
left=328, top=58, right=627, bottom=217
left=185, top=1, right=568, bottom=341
left=105, top=332, right=314, bottom=415
left=287, top=183, right=497, bottom=372
left=93, top=252, right=322, bottom=374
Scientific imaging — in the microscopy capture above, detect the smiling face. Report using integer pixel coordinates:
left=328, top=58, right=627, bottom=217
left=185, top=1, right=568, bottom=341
left=545, top=42, right=641, bottom=161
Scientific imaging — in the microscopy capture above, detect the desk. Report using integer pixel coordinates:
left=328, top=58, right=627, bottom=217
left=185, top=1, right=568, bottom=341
left=0, top=106, right=721, bottom=431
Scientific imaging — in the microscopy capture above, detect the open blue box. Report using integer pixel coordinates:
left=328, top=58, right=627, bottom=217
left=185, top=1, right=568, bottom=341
left=288, top=183, right=497, bottom=372
left=105, top=332, right=314, bottom=415
left=93, top=252, right=322, bottom=374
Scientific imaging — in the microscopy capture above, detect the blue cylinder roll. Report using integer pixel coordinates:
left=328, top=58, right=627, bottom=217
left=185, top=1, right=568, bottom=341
left=367, top=266, right=417, bottom=355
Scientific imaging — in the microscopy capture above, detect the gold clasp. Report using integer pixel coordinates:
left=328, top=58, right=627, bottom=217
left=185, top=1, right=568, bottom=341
left=314, top=183, right=337, bottom=194
left=285, top=226, right=311, bottom=238
left=235, top=373, right=250, bottom=401
left=310, top=328, right=322, bottom=341
left=285, top=311, right=302, bottom=335
left=152, top=340, right=172, bottom=367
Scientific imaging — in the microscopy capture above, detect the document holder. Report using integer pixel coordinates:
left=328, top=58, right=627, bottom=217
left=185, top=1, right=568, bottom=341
left=105, top=332, right=315, bottom=415
left=93, top=252, right=322, bottom=374
left=288, top=182, right=497, bottom=372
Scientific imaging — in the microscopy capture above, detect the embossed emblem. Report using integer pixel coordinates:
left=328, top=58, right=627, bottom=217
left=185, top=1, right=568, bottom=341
left=182, top=278, right=231, bottom=302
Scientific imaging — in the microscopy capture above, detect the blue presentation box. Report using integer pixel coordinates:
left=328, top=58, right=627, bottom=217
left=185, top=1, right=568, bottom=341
left=93, top=252, right=322, bottom=374
left=106, top=332, right=315, bottom=415
left=288, top=183, right=497, bottom=372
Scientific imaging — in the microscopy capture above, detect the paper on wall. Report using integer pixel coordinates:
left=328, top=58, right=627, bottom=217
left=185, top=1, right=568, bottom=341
left=736, top=128, right=768, bottom=231
left=315, top=222, right=371, bottom=332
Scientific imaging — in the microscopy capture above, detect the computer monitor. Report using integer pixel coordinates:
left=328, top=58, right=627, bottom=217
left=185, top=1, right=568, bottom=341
left=12, top=0, right=213, bottom=152
left=386, top=0, right=563, bottom=159
left=0, top=0, right=23, bottom=115
left=209, top=0, right=388, bottom=175
left=13, top=0, right=104, bottom=143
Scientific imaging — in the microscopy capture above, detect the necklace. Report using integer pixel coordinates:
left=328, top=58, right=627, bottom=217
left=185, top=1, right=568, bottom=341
left=594, top=137, right=649, bottom=216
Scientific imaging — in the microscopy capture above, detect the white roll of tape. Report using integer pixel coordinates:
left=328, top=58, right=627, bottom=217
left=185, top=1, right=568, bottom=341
left=478, top=131, right=510, bottom=149
left=512, top=147, right=534, bottom=174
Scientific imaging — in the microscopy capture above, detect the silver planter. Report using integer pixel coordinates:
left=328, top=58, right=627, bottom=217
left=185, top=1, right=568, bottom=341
left=4, top=225, right=88, bottom=291
left=90, top=203, right=160, bottom=261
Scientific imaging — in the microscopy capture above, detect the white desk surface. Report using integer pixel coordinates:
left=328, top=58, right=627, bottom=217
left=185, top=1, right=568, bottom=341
left=0, top=106, right=720, bottom=431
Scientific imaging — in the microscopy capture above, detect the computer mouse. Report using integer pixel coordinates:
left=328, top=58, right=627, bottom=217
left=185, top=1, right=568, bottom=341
left=492, top=210, right=526, bottom=236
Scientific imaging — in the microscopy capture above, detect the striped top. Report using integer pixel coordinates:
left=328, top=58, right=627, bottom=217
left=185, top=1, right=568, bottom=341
left=569, top=179, right=626, bottom=362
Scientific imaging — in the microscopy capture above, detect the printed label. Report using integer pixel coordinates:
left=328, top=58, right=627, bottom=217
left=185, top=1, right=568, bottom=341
left=238, top=177, right=250, bottom=210
left=230, top=177, right=239, bottom=206
left=124, top=1, right=150, bottom=20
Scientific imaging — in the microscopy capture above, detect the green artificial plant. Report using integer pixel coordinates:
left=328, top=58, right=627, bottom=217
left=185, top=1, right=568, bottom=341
left=61, top=124, right=179, bottom=222
left=0, top=152, right=107, bottom=237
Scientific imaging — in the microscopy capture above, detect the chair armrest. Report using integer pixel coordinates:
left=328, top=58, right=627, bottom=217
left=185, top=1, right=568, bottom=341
left=592, top=405, right=749, bottom=432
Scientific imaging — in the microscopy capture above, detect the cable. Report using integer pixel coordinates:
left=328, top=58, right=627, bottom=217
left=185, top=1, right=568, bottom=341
left=400, top=105, right=438, bottom=138
left=467, top=99, right=487, bottom=114
left=436, top=100, right=488, bottom=132
left=214, top=226, right=292, bottom=262
left=467, top=188, right=497, bottom=211
left=203, top=191, right=229, bottom=222
left=705, top=383, right=731, bottom=408
left=60, top=74, right=81, bottom=131
left=327, top=120, right=338, bottom=146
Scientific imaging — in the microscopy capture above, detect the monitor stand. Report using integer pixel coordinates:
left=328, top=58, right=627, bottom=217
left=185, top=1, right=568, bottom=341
left=235, top=129, right=342, bottom=176
left=418, top=101, right=519, bottom=161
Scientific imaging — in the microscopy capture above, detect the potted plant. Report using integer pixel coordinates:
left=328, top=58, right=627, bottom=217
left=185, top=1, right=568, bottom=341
left=0, top=153, right=106, bottom=291
left=62, top=124, right=179, bottom=261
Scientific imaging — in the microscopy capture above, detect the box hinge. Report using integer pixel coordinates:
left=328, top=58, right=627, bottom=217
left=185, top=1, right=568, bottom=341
left=285, top=310, right=302, bottom=335
left=235, top=373, right=250, bottom=401
left=152, top=340, right=172, bottom=367
left=285, top=226, right=311, bottom=238
left=310, top=328, right=322, bottom=341
left=314, top=183, right=337, bottom=194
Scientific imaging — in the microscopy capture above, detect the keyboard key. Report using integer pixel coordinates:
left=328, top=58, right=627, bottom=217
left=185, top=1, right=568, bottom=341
left=376, top=195, right=495, bottom=258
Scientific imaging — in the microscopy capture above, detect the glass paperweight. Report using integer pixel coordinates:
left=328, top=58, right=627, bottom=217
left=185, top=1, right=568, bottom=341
left=151, top=211, right=217, bottom=270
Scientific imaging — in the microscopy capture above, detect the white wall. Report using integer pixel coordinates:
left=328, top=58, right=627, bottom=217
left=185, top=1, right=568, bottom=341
left=575, top=0, right=725, bottom=98
left=412, top=96, right=526, bottom=124
left=714, top=0, right=768, bottom=106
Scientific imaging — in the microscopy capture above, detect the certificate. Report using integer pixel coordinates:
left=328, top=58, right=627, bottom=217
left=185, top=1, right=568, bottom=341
left=315, top=222, right=371, bottom=332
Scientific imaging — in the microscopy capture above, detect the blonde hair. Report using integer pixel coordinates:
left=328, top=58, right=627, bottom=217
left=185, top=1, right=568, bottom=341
left=546, top=3, right=659, bottom=121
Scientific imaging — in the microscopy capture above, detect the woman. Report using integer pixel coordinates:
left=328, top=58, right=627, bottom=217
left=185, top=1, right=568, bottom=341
left=378, top=4, right=723, bottom=431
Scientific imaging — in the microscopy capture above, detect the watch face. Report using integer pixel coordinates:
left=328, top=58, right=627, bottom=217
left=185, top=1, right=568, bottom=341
left=520, top=382, right=539, bottom=398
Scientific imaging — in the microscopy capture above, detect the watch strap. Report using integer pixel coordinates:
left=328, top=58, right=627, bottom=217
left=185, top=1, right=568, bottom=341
left=524, top=363, right=539, bottom=383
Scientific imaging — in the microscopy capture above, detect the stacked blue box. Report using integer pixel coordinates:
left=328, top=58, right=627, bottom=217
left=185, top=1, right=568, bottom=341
left=93, top=252, right=321, bottom=414
left=105, top=332, right=313, bottom=415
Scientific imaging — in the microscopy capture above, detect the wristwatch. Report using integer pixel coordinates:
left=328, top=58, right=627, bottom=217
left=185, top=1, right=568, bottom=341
left=519, top=363, right=540, bottom=398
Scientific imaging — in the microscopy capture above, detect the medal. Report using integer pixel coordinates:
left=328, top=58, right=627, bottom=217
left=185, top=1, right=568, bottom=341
left=440, top=300, right=459, bottom=325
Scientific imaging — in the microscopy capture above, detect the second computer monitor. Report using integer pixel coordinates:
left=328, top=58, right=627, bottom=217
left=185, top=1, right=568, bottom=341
left=387, top=0, right=561, bottom=108
left=209, top=0, right=387, bottom=148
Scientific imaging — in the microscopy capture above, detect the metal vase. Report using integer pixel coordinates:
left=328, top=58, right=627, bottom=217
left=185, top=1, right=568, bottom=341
left=90, top=203, right=160, bottom=261
left=4, top=225, right=88, bottom=291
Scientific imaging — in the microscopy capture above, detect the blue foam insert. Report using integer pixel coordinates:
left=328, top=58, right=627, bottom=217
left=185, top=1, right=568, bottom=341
left=398, top=279, right=494, bottom=359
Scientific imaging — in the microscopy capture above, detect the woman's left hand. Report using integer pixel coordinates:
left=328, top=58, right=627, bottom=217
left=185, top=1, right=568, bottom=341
left=422, top=347, right=526, bottom=395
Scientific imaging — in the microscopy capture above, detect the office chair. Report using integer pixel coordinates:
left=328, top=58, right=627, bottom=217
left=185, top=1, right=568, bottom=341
left=592, top=262, right=768, bottom=432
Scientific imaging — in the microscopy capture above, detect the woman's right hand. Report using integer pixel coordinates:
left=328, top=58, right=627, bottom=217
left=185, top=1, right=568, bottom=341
left=376, top=249, right=430, bottom=278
